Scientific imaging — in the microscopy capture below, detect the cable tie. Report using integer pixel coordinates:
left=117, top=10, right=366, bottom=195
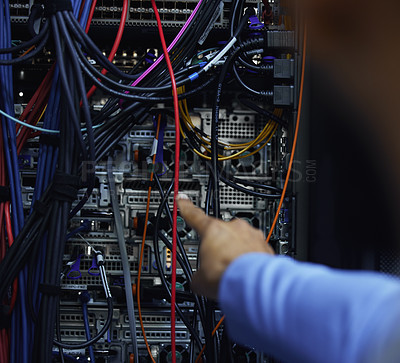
left=39, top=283, right=61, bottom=296
left=50, top=185, right=79, bottom=202
left=188, top=72, right=199, bottom=82
left=43, top=0, right=73, bottom=17
left=50, top=171, right=81, bottom=202
left=0, top=186, right=11, bottom=202
left=39, top=133, right=60, bottom=148
left=150, top=139, right=158, bottom=157
left=53, top=170, right=81, bottom=188
left=28, top=4, right=44, bottom=36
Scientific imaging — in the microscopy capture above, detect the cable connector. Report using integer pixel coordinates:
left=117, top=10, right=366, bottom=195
left=96, top=251, right=105, bottom=266
left=79, top=291, right=91, bottom=304
left=42, top=0, right=73, bottom=17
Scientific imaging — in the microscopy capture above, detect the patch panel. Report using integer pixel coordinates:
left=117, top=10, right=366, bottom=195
left=9, top=0, right=32, bottom=19
left=59, top=306, right=192, bottom=345
left=10, top=0, right=288, bottom=33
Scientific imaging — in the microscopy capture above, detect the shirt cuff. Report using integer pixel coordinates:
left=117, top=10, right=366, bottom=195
left=218, top=252, right=274, bottom=304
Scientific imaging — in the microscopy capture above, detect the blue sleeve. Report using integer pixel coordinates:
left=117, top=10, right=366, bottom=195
left=219, top=253, right=400, bottom=363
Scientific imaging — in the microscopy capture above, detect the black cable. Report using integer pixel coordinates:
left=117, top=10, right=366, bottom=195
left=77, top=57, right=217, bottom=102
left=63, top=10, right=141, bottom=81
left=50, top=16, right=87, bottom=158
left=153, top=174, right=193, bottom=280
left=238, top=93, right=288, bottom=127
left=71, top=36, right=203, bottom=94
left=233, top=63, right=271, bottom=96
left=210, top=10, right=259, bottom=221
left=230, top=0, right=246, bottom=38
left=57, top=11, right=97, bottom=217
left=157, top=233, right=193, bottom=284
left=236, top=53, right=273, bottom=73
left=95, top=111, right=150, bottom=163
left=153, top=173, right=206, bottom=328
left=56, top=298, right=65, bottom=363
left=206, top=11, right=259, bottom=363
left=0, top=187, right=53, bottom=300
left=219, top=327, right=233, bottom=362
left=53, top=298, right=114, bottom=349
left=221, top=170, right=283, bottom=193
left=0, top=20, right=49, bottom=54
left=91, top=71, right=217, bottom=162
left=152, top=178, right=203, bottom=350
left=56, top=12, right=96, bottom=218
left=210, top=63, right=228, bottom=219
left=0, top=30, right=49, bottom=65
left=34, top=16, right=82, bottom=362
left=220, top=174, right=281, bottom=199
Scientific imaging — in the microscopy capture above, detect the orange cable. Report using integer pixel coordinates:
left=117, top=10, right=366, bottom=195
left=20, top=45, right=35, bottom=57
left=136, top=115, right=162, bottom=363
left=266, top=25, right=307, bottom=243
left=195, top=316, right=226, bottom=363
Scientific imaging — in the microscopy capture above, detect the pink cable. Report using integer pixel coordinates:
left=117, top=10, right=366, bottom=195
left=131, top=0, right=204, bottom=87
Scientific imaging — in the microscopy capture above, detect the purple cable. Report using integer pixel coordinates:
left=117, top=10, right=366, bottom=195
left=131, top=0, right=204, bottom=87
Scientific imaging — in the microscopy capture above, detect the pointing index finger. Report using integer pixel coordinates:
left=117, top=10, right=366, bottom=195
left=177, top=194, right=211, bottom=236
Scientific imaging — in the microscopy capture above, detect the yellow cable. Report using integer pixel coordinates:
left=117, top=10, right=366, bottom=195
left=179, top=87, right=282, bottom=161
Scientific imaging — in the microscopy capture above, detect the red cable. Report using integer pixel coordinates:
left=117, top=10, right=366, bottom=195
left=0, top=126, right=5, bottom=261
left=0, top=330, right=7, bottom=363
left=77, top=0, right=85, bottom=21
left=16, top=65, right=55, bottom=154
left=150, top=1, right=180, bottom=362
left=16, top=64, right=54, bottom=135
left=86, top=0, right=128, bottom=99
left=85, top=0, right=98, bottom=34
left=4, top=202, right=17, bottom=314
left=17, top=100, right=49, bottom=154
left=0, top=128, right=9, bottom=362
left=0, top=223, right=5, bottom=265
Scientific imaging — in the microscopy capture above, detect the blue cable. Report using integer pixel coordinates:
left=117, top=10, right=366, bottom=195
left=66, top=220, right=91, bottom=240
left=81, top=292, right=96, bottom=363
left=30, top=72, right=61, bottom=326
left=29, top=2, right=94, bottom=362
left=1, top=2, right=95, bottom=361
left=0, top=1, right=29, bottom=361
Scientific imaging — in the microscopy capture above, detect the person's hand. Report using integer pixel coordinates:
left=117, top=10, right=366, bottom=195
left=177, top=194, right=274, bottom=300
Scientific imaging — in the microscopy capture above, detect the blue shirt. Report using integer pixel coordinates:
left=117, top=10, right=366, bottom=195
left=219, top=253, right=400, bottom=363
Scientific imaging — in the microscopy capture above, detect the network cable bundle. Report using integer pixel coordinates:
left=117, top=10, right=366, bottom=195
left=0, top=0, right=304, bottom=362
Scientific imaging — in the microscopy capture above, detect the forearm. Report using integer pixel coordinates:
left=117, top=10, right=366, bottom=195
left=219, top=253, right=400, bottom=363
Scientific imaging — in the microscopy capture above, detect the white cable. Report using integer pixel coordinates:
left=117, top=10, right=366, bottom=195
left=203, top=37, right=237, bottom=73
